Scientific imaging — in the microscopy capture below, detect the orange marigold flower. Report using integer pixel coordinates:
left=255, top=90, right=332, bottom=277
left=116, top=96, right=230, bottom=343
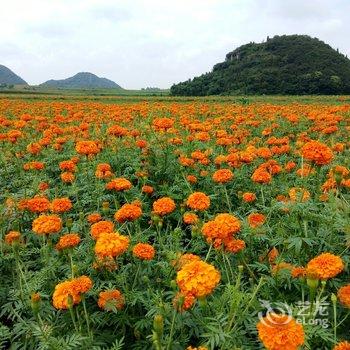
left=153, top=197, right=176, bottom=216
left=179, top=156, right=195, bottom=167
left=87, top=213, right=102, bottom=224
left=98, top=289, right=125, bottom=311
left=334, top=341, right=350, bottom=350
left=141, top=185, right=154, bottom=194
left=18, top=199, right=28, bottom=211
left=38, top=182, right=49, bottom=192
left=61, top=172, right=75, bottom=183
left=306, top=253, right=344, bottom=280
left=173, top=292, right=196, bottom=312
left=172, top=253, right=201, bottom=270
left=5, top=231, right=21, bottom=245
left=152, top=117, right=174, bottom=130
left=251, top=168, right=272, bottom=184
left=202, top=213, right=241, bottom=249
left=52, top=276, right=92, bottom=309
left=288, top=187, right=310, bottom=202
left=257, top=313, right=305, bottom=350
left=52, top=280, right=80, bottom=309
left=114, top=203, right=142, bottom=223
left=242, top=192, right=256, bottom=203
left=23, top=161, right=45, bottom=171
left=26, top=197, right=50, bottom=213
left=186, top=346, right=208, bottom=350
left=27, top=142, right=42, bottom=155
left=186, top=175, right=197, bottom=184
left=337, top=284, right=350, bottom=308
left=225, top=239, right=245, bottom=253
left=302, top=140, right=334, bottom=165
left=75, top=140, right=100, bottom=155
left=291, top=266, right=306, bottom=278
left=59, top=160, right=76, bottom=172
left=55, top=233, right=81, bottom=250
left=132, top=243, right=155, bottom=260
left=72, top=275, right=93, bottom=294
left=285, top=161, right=297, bottom=172
left=50, top=197, right=72, bottom=213
left=341, top=178, right=350, bottom=188
left=186, top=192, right=210, bottom=211
left=212, top=169, right=234, bottom=183
left=90, top=220, right=114, bottom=240
left=176, top=260, right=220, bottom=298
left=107, top=125, right=128, bottom=137
left=95, top=163, right=114, bottom=179
left=32, top=215, right=62, bottom=235
left=106, top=178, right=132, bottom=191
left=183, top=212, right=199, bottom=225
left=215, top=213, right=241, bottom=235
left=247, top=213, right=266, bottom=228
left=95, top=231, right=129, bottom=259
left=136, top=139, right=147, bottom=148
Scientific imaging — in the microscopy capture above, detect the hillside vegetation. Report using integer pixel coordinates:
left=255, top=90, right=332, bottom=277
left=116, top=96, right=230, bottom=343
left=40, top=72, right=122, bottom=89
left=0, top=65, right=27, bottom=85
left=171, top=35, right=350, bottom=95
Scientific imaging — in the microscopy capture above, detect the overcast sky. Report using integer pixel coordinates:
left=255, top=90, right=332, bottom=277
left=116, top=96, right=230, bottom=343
left=1, top=0, right=349, bottom=89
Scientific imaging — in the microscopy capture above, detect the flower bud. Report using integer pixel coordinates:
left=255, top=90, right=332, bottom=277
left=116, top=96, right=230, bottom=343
left=30, top=292, right=41, bottom=315
left=66, top=218, right=73, bottom=230
left=331, top=293, right=337, bottom=304
left=102, top=201, right=110, bottom=214
left=306, top=277, right=319, bottom=290
left=141, top=275, right=150, bottom=283
left=153, top=314, right=164, bottom=336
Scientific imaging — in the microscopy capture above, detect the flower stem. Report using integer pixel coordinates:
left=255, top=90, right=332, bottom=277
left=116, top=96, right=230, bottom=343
left=166, top=309, right=176, bottom=350
left=68, top=306, right=79, bottom=332
left=223, top=186, right=232, bottom=212
left=82, top=297, right=92, bottom=338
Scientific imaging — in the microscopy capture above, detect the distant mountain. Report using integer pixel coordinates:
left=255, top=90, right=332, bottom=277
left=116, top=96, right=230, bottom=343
left=40, top=72, right=122, bottom=89
left=171, top=34, right=350, bottom=95
left=0, top=65, right=27, bottom=85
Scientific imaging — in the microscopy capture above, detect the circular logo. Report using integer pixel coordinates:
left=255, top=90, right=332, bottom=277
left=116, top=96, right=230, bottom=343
left=258, top=300, right=293, bottom=326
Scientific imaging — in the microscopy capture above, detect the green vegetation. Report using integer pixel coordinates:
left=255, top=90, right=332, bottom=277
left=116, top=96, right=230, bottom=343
left=0, top=65, right=27, bottom=85
left=171, top=35, right=350, bottom=96
left=40, top=72, right=122, bottom=89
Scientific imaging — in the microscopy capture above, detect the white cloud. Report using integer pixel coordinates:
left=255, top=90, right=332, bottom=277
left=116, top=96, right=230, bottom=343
left=0, top=0, right=349, bottom=88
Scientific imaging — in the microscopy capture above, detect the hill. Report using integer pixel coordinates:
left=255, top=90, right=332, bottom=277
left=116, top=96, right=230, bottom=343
left=0, top=65, right=27, bottom=85
left=40, top=72, right=122, bottom=89
left=170, top=35, right=350, bottom=95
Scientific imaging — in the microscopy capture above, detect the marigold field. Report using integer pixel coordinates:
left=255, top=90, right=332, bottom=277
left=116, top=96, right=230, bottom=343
left=0, top=96, right=349, bottom=350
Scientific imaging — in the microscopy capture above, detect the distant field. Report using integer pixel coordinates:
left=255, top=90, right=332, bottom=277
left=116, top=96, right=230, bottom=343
left=0, top=88, right=350, bottom=105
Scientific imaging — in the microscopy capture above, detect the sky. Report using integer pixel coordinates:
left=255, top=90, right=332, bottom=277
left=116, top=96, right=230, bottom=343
left=1, top=0, right=350, bottom=89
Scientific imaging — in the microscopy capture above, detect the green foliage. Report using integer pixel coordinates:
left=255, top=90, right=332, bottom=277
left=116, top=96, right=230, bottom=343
left=0, top=64, right=27, bottom=85
left=171, top=35, right=350, bottom=96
